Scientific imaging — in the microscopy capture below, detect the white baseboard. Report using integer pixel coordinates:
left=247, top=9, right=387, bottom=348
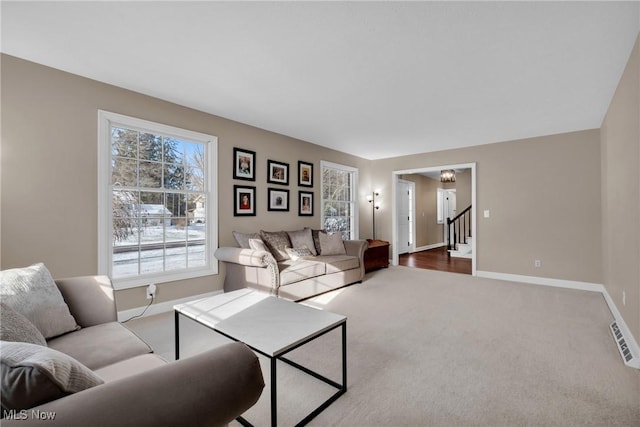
left=117, top=290, right=222, bottom=322
left=476, top=270, right=640, bottom=369
left=413, top=242, right=445, bottom=252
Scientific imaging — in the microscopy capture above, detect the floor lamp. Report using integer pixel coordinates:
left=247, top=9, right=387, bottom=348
left=366, top=191, right=380, bottom=240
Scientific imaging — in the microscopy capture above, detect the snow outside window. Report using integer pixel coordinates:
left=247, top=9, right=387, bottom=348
left=98, top=111, right=218, bottom=289
left=320, top=161, right=359, bottom=240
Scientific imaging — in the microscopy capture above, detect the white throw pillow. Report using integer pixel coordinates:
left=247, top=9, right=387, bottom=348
left=0, top=263, right=79, bottom=339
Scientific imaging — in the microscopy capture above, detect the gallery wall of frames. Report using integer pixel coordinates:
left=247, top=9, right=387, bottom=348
left=233, top=147, right=314, bottom=217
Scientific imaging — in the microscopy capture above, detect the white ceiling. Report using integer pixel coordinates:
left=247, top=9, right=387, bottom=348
left=2, top=1, right=639, bottom=160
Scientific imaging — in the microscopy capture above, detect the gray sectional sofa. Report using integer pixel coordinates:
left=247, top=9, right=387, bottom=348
left=215, top=228, right=368, bottom=301
left=0, top=265, right=264, bottom=426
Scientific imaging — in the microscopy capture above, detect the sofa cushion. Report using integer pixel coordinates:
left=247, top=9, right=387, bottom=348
left=319, top=232, right=347, bottom=255
left=287, top=228, right=317, bottom=256
left=0, top=263, right=79, bottom=339
left=248, top=238, right=268, bottom=252
left=278, top=260, right=326, bottom=285
left=285, top=246, right=314, bottom=261
left=260, top=230, right=292, bottom=262
left=311, top=229, right=325, bottom=255
left=0, top=302, right=47, bottom=346
left=232, top=231, right=261, bottom=249
left=47, top=322, right=153, bottom=370
left=0, top=341, right=104, bottom=411
left=321, top=255, right=361, bottom=273
left=93, top=354, right=167, bottom=383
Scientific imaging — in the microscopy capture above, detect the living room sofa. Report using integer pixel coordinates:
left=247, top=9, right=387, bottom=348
left=0, top=265, right=264, bottom=426
left=215, top=228, right=368, bottom=301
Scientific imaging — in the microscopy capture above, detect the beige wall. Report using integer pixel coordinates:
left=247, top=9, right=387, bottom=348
left=372, top=129, right=603, bottom=284
left=601, top=34, right=640, bottom=339
left=0, top=55, right=368, bottom=310
left=456, top=169, right=472, bottom=211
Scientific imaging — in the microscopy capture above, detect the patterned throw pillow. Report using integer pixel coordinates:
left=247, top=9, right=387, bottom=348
left=259, top=230, right=292, bottom=262
left=0, top=303, right=47, bottom=346
left=0, top=341, right=104, bottom=411
left=0, top=263, right=79, bottom=339
left=285, top=247, right=315, bottom=261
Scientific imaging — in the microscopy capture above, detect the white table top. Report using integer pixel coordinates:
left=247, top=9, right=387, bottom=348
left=174, top=289, right=346, bottom=357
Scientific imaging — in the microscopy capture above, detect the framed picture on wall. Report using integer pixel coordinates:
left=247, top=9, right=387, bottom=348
left=267, top=160, right=289, bottom=185
left=234, top=185, right=256, bottom=216
left=268, top=188, right=289, bottom=211
left=233, top=148, right=256, bottom=181
left=298, top=191, right=313, bottom=216
left=298, top=161, right=313, bottom=187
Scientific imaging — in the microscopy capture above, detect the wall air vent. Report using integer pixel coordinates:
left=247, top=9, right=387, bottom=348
left=609, top=321, right=640, bottom=369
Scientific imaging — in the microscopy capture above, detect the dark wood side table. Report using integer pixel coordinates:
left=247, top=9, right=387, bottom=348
left=364, top=239, right=390, bottom=272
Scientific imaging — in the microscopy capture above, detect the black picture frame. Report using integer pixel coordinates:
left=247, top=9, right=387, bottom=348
left=267, top=160, right=289, bottom=185
left=268, top=188, right=289, bottom=211
left=233, top=148, right=256, bottom=181
left=298, top=161, right=313, bottom=187
left=299, top=191, right=313, bottom=216
left=234, top=185, right=256, bottom=216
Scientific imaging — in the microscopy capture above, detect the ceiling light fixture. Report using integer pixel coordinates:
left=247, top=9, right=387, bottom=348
left=440, top=170, right=456, bottom=183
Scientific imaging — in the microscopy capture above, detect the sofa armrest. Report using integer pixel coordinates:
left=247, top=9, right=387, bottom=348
left=4, top=342, right=264, bottom=427
left=344, top=239, right=369, bottom=259
left=344, top=239, right=369, bottom=279
left=215, top=247, right=275, bottom=268
left=54, top=276, right=117, bottom=327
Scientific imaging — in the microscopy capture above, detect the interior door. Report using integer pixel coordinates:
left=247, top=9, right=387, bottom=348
left=396, top=180, right=414, bottom=255
left=443, top=190, right=457, bottom=244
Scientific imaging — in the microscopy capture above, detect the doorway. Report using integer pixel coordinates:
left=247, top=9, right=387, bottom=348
left=391, top=163, right=477, bottom=276
left=396, top=179, right=415, bottom=255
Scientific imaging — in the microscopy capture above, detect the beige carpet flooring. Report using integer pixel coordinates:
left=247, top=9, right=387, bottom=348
left=128, top=266, right=640, bottom=426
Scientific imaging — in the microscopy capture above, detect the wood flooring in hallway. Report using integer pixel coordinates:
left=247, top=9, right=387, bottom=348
left=398, top=246, right=472, bottom=275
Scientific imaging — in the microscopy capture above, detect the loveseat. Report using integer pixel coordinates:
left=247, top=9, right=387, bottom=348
left=215, top=228, right=368, bottom=301
left=0, top=264, right=264, bottom=426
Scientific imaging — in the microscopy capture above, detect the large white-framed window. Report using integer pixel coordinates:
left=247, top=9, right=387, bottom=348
left=98, top=111, right=218, bottom=290
left=320, top=161, right=359, bottom=240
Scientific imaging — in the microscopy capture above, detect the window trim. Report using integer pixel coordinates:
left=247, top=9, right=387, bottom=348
left=98, top=110, right=218, bottom=290
left=320, top=160, right=359, bottom=240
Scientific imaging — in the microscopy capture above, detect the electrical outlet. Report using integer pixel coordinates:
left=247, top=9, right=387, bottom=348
left=146, top=284, right=157, bottom=300
left=623, top=291, right=626, bottom=306
left=534, top=260, right=541, bottom=268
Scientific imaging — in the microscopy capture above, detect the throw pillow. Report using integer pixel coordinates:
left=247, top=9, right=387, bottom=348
left=0, top=303, right=47, bottom=347
left=248, top=238, right=268, bottom=252
left=259, top=230, right=292, bottom=262
left=232, top=231, right=261, bottom=249
left=0, top=341, right=104, bottom=411
left=0, top=263, right=79, bottom=339
left=285, top=247, right=315, bottom=261
left=319, top=232, right=347, bottom=256
left=287, top=228, right=317, bottom=256
left=311, top=229, right=325, bottom=255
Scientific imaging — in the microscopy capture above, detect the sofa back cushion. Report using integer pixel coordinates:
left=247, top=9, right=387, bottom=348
left=0, top=303, right=47, bottom=347
left=232, top=231, right=262, bottom=249
left=319, top=232, right=347, bottom=256
left=287, top=228, right=318, bottom=256
left=0, top=263, right=79, bottom=339
left=260, top=230, right=292, bottom=262
left=0, top=341, right=104, bottom=411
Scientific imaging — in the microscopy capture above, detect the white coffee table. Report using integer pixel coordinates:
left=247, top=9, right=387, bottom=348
left=174, top=289, right=347, bottom=427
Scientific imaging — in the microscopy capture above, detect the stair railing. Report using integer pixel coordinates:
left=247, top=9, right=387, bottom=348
left=447, top=205, right=472, bottom=254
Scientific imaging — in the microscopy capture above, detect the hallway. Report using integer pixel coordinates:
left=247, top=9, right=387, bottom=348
left=399, top=246, right=471, bottom=275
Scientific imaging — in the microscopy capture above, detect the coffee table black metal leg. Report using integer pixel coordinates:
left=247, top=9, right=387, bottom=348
left=342, top=322, right=347, bottom=392
left=271, top=357, right=277, bottom=427
left=174, top=310, right=180, bottom=360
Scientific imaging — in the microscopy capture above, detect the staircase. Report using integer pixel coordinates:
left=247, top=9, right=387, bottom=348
left=449, top=236, right=473, bottom=258
left=447, top=205, right=472, bottom=259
